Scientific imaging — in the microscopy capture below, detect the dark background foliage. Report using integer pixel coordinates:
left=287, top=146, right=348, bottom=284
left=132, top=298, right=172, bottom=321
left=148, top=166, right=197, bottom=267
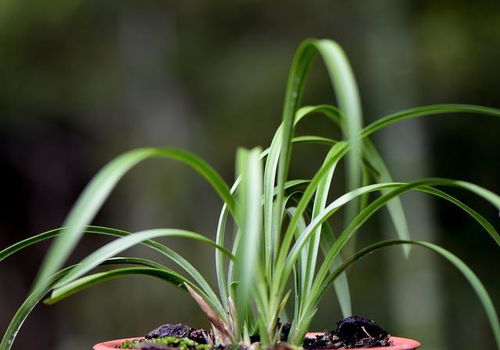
left=0, top=1, right=499, bottom=349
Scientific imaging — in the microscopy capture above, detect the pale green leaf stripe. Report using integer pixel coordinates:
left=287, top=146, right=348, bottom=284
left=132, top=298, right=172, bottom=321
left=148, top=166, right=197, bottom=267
left=235, top=148, right=263, bottom=334
left=33, top=147, right=235, bottom=293
left=0, top=258, right=181, bottom=350
left=321, top=240, right=500, bottom=348
left=53, top=228, right=233, bottom=289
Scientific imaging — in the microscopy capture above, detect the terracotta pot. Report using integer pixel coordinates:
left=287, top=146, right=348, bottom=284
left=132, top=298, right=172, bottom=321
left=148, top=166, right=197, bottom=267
left=93, top=334, right=420, bottom=350
left=93, top=337, right=140, bottom=350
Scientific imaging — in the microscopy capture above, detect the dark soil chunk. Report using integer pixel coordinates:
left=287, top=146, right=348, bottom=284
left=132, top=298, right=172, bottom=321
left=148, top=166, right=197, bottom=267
left=189, top=328, right=211, bottom=344
left=303, top=316, right=391, bottom=349
left=335, top=316, right=391, bottom=348
left=279, top=322, right=292, bottom=341
left=140, top=316, right=391, bottom=349
left=145, top=324, right=210, bottom=344
left=146, top=324, right=191, bottom=339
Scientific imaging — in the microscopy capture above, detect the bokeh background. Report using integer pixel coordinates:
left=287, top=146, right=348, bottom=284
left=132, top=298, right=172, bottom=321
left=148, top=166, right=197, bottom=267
left=1, top=1, right=499, bottom=349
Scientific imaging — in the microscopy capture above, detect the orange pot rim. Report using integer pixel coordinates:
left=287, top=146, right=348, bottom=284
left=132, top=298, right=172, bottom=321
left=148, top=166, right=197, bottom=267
left=93, top=334, right=421, bottom=350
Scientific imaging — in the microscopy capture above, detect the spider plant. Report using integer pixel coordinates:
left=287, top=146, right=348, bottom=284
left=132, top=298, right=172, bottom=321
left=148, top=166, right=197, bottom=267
left=1, top=38, right=499, bottom=350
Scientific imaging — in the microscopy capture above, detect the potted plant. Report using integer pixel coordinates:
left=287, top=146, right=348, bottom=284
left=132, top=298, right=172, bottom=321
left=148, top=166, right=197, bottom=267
left=1, top=38, right=499, bottom=350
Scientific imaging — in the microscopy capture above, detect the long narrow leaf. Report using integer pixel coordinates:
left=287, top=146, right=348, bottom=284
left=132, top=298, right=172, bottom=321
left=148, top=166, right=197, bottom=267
left=216, top=136, right=336, bottom=312
left=296, top=104, right=411, bottom=257
left=234, top=148, right=263, bottom=340
left=34, top=147, right=235, bottom=293
left=273, top=39, right=361, bottom=280
left=313, top=240, right=500, bottom=348
left=310, top=179, right=500, bottom=305
left=1, top=225, right=231, bottom=324
left=274, top=142, right=349, bottom=293
left=303, top=148, right=339, bottom=296
left=52, top=228, right=232, bottom=289
left=319, top=225, right=351, bottom=318
left=1, top=257, right=183, bottom=350
left=362, top=104, right=500, bottom=138
left=363, top=139, right=411, bottom=256
left=315, top=40, right=363, bottom=229
left=279, top=178, right=499, bottom=318
left=47, top=267, right=188, bottom=305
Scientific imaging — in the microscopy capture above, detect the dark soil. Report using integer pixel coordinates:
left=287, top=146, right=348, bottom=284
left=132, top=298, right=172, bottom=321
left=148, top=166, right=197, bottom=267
left=126, top=317, right=391, bottom=349
left=305, top=316, right=391, bottom=349
left=146, top=323, right=211, bottom=344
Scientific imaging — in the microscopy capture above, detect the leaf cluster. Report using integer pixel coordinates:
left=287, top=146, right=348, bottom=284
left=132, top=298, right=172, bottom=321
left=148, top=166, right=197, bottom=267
left=1, top=39, right=499, bottom=350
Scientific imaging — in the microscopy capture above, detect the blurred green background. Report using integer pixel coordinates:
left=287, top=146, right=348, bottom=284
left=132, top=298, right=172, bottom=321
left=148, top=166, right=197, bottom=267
left=1, top=1, right=499, bottom=349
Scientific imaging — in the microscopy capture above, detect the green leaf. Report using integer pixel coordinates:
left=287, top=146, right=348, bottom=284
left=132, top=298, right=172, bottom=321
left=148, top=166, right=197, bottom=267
left=1, top=225, right=231, bottom=324
left=33, top=147, right=235, bottom=293
left=315, top=40, right=363, bottom=227
left=273, top=39, right=361, bottom=283
left=319, top=225, right=351, bottom=318
left=321, top=240, right=500, bottom=348
left=1, top=267, right=72, bottom=350
left=285, top=206, right=309, bottom=318
left=296, top=104, right=411, bottom=257
left=47, top=266, right=189, bottom=305
left=295, top=103, right=500, bottom=260
left=234, top=148, right=263, bottom=341
left=0, top=258, right=181, bottom=350
left=52, top=228, right=232, bottom=289
left=363, top=139, right=411, bottom=256
left=362, top=104, right=500, bottom=138
left=274, top=142, right=349, bottom=293
left=216, top=136, right=334, bottom=314
left=303, top=144, right=340, bottom=297
left=311, top=178, right=500, bottom=305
